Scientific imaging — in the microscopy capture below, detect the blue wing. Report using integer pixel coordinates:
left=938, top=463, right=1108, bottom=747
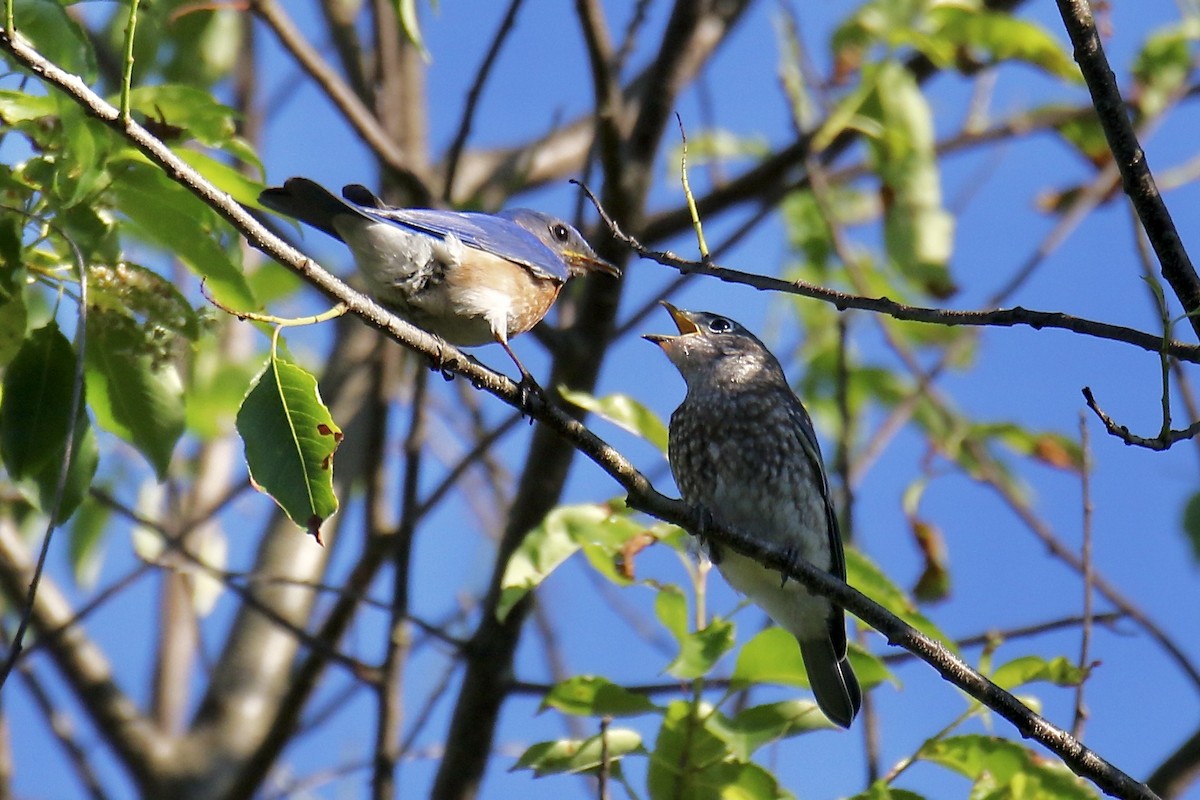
left=363, top=207, right=569, bottom=283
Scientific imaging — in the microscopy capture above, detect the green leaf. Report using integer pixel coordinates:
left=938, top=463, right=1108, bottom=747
left=122, top=84, right=239, bottom=145
left=665, top=618, right=735, bottom=680
left=107, top=161, right=255, bottom=311
left=0, top=90, right=58, bottom=125
left=731, top=627, right=809, bottom=688
left=863, top=62, right=955, bottom=296
left=186, top=345, right=260, bottom=440
left=68, top=495, right=110, bottom=588
left=0, top=294, right=28, bottom=368
left=848, top=781, right=927, bottom=800
left=648, top=700, right=792, bottom=800
left=176, top=149, right=266, bottom=208
left=58, top=103, right=115, bottom=206
left=394, top=0, right=431, bottom=62
left=655, top=586, right=689, bottom=643
left=1, top=323, right=79, bottom=479
left=512, top=729, right=644, bottom=777
left=85, top=316, right=185, bottom=479
left=668, top=129, right=771, bottom=169
left=975, top=422, right=1083, bottom=471
left=162, top=5, right=244, bottom=87
left=559, top=388, right=669, bottom=452
left=1133, top=20, right=1200, bottom=118
left=10, top=0, right=98, bottom=82
left=497, top=502, right=642, bottom=621
left=846, top=548, right=956, bottom=652
left=541, top=676, right=661, bottom=718
left=236, top=354, right=342, bottom=540
left=656, top=585, right=738, bottom=676
left=647, top=700, right=729, bottom=800
left=925, top=7, right=1080, bottom=81
left=732, top=627, right=894, bottom=692
left=921, top=735, right=1096, bottom=799
left=26, top=411, right=97, bottom=524
left=991, top=655, right=1087, bottom=691
left=1182, top=491, right=1200, bottom=564
left=707, top=700, right=832, bottom=757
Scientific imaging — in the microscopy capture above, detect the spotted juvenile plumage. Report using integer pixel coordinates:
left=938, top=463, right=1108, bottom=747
left=259, top=177, right=618, bottom=386
left=645, top=304, right=861, bottom=729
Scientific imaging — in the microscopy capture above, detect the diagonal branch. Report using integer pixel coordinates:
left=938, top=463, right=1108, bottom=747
left=1054, top=0, right=1200, bottom=339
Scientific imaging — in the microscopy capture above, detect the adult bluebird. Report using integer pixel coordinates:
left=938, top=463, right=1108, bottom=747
left=259, top=177, right=619, bottom=386
left=645, top=303, right=861, bottom=728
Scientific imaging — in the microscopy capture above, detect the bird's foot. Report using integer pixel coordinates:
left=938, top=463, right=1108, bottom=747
left=516, top=373, right=548, bottom=420
left=694, top=507, right=723, bottom=564
left=780, top=545, right=801, bottom=588
left=428, top=346, right=456, bottom=382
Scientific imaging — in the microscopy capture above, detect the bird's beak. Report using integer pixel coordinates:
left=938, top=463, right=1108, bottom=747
left=642, top=301, right=700, bottom=346
left=564, top=250, right=622, bottom=278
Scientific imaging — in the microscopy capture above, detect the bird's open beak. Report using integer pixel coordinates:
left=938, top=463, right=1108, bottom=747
left=564, top=251, right=622, bottom=277
left=642, top=301, right=700, bottom=346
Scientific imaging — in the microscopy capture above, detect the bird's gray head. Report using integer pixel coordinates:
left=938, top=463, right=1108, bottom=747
left=498, top=209, right=620, bottom=278
left=643, top=303, right=788, bottom=389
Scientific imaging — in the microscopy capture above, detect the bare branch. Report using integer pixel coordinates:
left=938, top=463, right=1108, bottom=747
left=1054, top=0, right=1200, bottom=339
left=578, top=180, right=1200, bottom=363
left=1082, top=386, right=1200, bottom=450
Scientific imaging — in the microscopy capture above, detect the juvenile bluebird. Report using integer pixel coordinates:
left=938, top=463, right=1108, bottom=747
left=259, top=178, right=619, bottom=387
left=645, top=303, right=861, bottom=729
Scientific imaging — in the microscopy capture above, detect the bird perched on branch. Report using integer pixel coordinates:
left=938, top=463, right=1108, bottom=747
left=645, top=303, right=861, bottom=729
left=259, top=177, right=619, bottom=389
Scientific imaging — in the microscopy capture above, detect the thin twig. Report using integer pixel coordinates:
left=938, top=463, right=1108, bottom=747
left=573, top=180, right=1200, bottom=364
left=1081, top=386, right=1200, bottom=450
left=1074, top=413, right=1094, bottom=740
left=442, top=0, right=524, bottom=200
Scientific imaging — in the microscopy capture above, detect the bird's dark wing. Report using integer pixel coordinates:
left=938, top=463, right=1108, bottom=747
left=787, top=396, right=849, bottom=654
left=361, top=207, right=569, bottom=282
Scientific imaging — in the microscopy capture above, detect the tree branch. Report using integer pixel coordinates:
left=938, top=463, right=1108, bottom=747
left=577, top=181, right=1200, bottom=364
left=1082, top=386, right=1200, bottom=450
left=1054, top=0, right=1200, bottom=340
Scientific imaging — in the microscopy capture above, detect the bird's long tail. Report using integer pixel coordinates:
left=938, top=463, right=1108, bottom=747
left=799, top=636, right=862, bottom=729
left=259, top=177, right=355, bottom=241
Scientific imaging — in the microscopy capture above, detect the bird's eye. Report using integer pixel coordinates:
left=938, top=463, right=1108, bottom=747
left=707, top=317, right=733, bottom=333
left=551, top=223, right=571, bottom=242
